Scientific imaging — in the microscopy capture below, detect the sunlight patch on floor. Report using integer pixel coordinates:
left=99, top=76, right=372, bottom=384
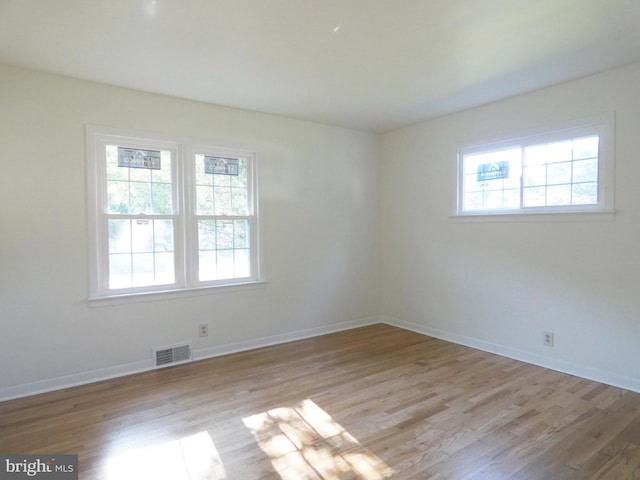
left=106, top=430, right=225, bottom=480
left=243, top=398, right=393, bottom=479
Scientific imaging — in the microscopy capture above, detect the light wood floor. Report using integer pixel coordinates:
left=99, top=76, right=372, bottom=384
left=2, top=324, right=640, bottom=479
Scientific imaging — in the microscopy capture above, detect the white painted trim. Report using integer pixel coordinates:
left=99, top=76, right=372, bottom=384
left=88, top=280, right=268, bottom=307
left=450, top=210, right=616, bottom=223
left=193, top=316, right=380, bottom=361
left=5, top=315, right=637, bottom=402
left=381, top=316, right=640, bottom=394
left=0, top=316, right=380, bottom=402
left=85, top=124, right=263, bottom=300
left=0, top=360, right=153, bottom=403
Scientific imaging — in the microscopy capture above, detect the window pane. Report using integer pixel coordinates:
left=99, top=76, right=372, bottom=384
left=129, top=165, right=151, bottom=183
left=195, top=156, right=248, bottom=216
left=231, top=187, right=248, bottom=215
left=214, top=187, right=232, bottom=215
left=483, top=190, right=504, bottom=210
left=524, top=144, right=547, bottom=166
left=199, top=251, right=217, bottom=282
left=234, top=249, right=251, bottom=278
left=464, top=191, right=484, bottom=211
left=129, top=182, right=152, bottom=213
left=151, top=183, right=173, bottom=215
left=195, top=155, right=213, bottom=186
left=109, top=254, right=132, bottom=290
left=463, top=173, right=483, bottom=194
left=152, top=152, right=173, bottom=183
left=105, top=145, right=173, bottom=215
left=196, top=186, right=214, bottom=215
left=547, top=162, right=572, bottom=185
left=234, top=220, right=249, bottom=248
left=213, top=172, right=231, bottom=187
left=108, top=219, right=131, bottom=253
left=573, top=136, right=599, bottom=160
left=131, top=219, right=154, bottom=252
left=523, top=165, right=546, bottom=187
left=572, top=182, right=598, bottom=205
left=503, top=189, right=520, bottom=209
left=216, top=250, right=234, bottom=280
left=216, top=221, right=234, bottom=249
left=546, top=140, right=572, bottom=164
left=197, top=219, right=251, bottom=282
left=132, top=253, right=154, bottom=286
left=546, top=185, right=572, bottom=206
left=503, top=171, right=521, bottom=189
left=573, top=158, right=598, bottom=183
left=198, top=220, right=216, bottom=250
left=107, top=218, right=175, bottom=289
left=523, top=186, right=546, bottom=207
left=154, top=252, right=175, bottom=285
left=106, top=147, right=128, bottom=181
left=154, top=219, right=174, bottom=253
left=107, top=181, right=130, bottom=214
left=231, top=160, right=248, bottom=188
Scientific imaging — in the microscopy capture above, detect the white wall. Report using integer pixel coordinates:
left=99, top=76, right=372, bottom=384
left=0, top=63, right=380, bottom=398
left=4, top=59, right=640, bottom=400
left=380, top=62, right=640, bottom=391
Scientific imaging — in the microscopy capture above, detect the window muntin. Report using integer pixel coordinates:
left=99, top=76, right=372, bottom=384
left=457, top=115, right=613, bottom=216
left=88, top=128, right=260, bottom=299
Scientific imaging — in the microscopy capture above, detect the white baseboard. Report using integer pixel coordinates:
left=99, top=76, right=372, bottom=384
left=0, top=316, right=380, bottom=402
left=0, top=360, right=153, bottom=403
left=381, top=315, right=640, bottom=394
left=193, top=316, right=380, bottom=362
left=4, top=315, right=638, bottom=402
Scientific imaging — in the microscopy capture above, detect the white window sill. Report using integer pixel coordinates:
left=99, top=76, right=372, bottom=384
left=88, top=280, right=268, bottom=307
left=450, top=209, right=616, bottom=223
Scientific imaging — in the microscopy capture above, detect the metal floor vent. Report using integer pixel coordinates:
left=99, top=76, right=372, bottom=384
left=153, top=343, right=192, bottom=368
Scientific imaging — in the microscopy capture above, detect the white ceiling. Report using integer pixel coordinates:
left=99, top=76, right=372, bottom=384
left=1, top=0, right=640, bottom=132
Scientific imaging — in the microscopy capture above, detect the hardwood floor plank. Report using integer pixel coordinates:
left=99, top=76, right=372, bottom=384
left=1, top=324, right=640, bottom=479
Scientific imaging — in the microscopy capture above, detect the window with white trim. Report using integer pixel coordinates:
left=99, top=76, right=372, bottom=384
left=87, top=127, right=260, bottom=299
left=456, top=113, right=614, bottom=216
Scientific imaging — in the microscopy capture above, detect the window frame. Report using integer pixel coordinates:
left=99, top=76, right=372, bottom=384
left=87, top=126, right=262, bottom=301
left=186, top=145, right=259, bottom=289
left=455, top=113, right=615, bottom=219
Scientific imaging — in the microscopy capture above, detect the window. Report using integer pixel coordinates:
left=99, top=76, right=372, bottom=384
left=456, top=113, right=614, bottom=217
left=87, top=127, right=261, bottom=299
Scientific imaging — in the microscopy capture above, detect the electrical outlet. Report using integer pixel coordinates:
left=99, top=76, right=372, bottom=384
left=199, top=323, right=209, bottom=338
left=543, top=331, right=554, bottom=347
